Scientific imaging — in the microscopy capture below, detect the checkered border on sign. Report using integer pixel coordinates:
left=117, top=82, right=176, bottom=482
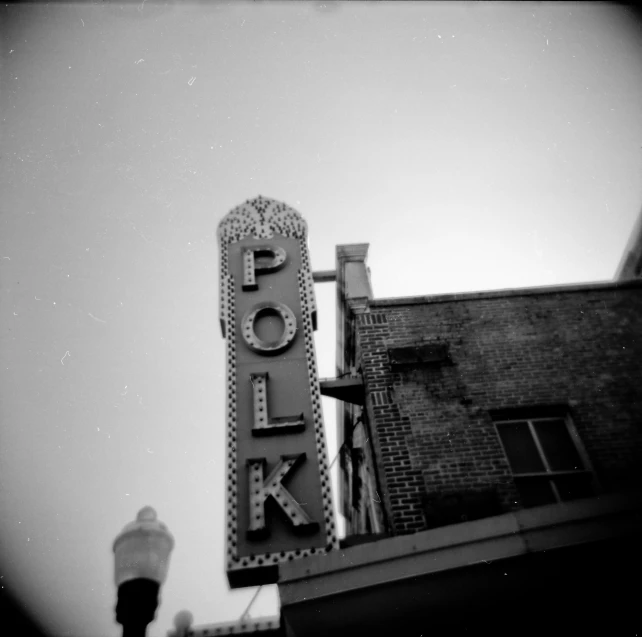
left=297, top=270, right=338, bottom=550
left=222, top=272, right=239, bottom=567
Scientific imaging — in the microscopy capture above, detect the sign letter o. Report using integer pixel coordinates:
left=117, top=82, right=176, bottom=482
left=241, top=302, right=297, bottom=355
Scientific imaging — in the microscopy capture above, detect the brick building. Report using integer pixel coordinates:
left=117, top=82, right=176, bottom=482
left=177, top=204, right=642, bottom=637
left=277, top=228, right=642, bottom=635
left=354, top=275, right=642, bottom=534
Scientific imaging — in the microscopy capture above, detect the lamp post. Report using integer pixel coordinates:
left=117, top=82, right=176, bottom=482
left=113, top=506, right=175, bottom=637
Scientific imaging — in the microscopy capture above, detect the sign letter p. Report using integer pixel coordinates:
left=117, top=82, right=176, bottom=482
left=242, top=246, right=287, bottom=291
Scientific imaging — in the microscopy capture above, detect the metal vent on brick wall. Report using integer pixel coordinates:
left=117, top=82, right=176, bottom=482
left=387, top=343, right=449, bottom=370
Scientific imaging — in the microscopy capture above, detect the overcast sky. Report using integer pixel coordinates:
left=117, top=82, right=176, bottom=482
left=1, top=2, right=641, bottom=636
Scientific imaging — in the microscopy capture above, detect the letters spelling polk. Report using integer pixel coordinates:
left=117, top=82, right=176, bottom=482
left=218, top=198, right=337, bottom=587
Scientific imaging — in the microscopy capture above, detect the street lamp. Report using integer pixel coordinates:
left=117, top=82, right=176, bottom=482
left=113, top=506, right=175, bottom=637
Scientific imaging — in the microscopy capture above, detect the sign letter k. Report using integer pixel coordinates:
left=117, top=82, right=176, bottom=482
left=246, top=454, right=319, bottom=539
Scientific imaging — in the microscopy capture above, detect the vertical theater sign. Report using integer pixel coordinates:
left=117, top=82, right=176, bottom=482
left=218, top=196, right=338, bottom=588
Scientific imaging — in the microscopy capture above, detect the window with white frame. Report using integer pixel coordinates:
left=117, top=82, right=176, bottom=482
left=494, top=414, right=595, bottom=507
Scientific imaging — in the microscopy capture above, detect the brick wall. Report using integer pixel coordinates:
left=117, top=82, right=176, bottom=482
left=356, top=282, right=642, bottom=536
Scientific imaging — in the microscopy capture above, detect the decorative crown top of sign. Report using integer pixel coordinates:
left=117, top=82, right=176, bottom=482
left=218, top=196, right=308, bottom=244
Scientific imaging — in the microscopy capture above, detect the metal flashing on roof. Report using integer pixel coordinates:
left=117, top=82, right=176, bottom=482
left=370, top=278, right=642, bottom=308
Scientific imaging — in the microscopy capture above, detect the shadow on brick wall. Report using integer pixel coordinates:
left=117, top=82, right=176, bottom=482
left=421, top=489, right=503, bottom=529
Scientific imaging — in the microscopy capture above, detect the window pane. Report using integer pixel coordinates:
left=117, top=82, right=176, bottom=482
left=554, top=474, right=594, bottom=502
left=515, top=478, right=557, bottom=507
left=496, top=422, right=545, bottom=473
left=533, top=419, right=584, bottom=471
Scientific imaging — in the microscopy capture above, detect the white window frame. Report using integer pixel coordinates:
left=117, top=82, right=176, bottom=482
left=494, top=414, right=598, bottom=504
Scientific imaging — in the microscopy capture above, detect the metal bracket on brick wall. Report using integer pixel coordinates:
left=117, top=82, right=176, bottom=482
left=312, top=270, right=337, bottom=283
left=319, top=375, right=365, bottom=405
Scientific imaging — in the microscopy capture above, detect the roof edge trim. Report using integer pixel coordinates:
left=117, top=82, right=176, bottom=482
left=370, top=279, right=642, bottom=308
